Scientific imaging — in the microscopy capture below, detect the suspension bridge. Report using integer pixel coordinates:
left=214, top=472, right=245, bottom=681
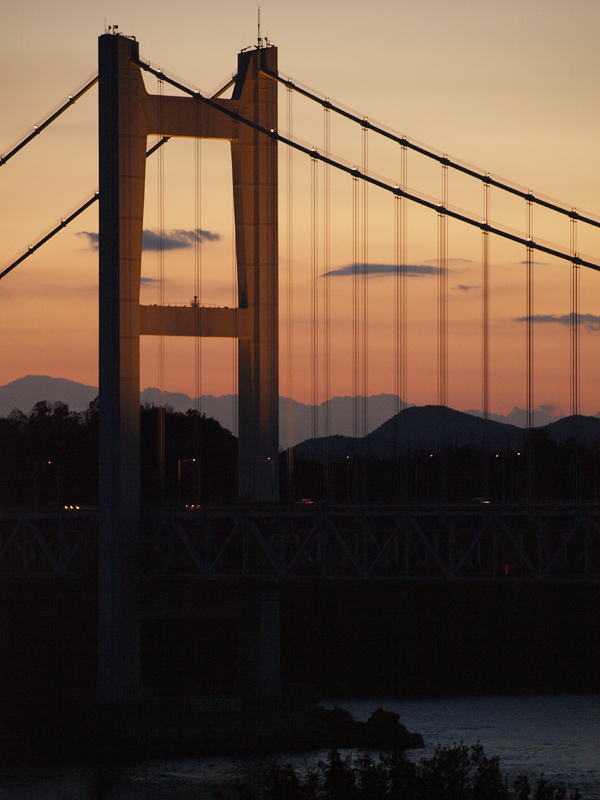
left=1, top=32, right=599, bottom=736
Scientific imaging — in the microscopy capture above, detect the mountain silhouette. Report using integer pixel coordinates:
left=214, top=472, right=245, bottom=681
left=3, top=376, right=600, bottom=451
left=293, top=405, right=600, bottom=459
left=0, top=376, right=406, bottom=447
left=0, top=375, right=97, bottom=416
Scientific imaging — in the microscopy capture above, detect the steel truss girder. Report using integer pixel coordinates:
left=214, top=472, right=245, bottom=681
left=145, top=505, right=600, bottom=582
left=0, top=511, right=96, bottom=577
left=1, top=506, right=597, bottom=581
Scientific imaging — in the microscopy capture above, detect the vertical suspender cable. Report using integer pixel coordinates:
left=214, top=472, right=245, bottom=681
left=157, top=77, right=166, bottom=505
left=323, top=107, right=331, bottom=497
left=526, top=195, right=534, bottom=502
left=194, top=95, right=202, bottom=503
left=394, top=145, right=408, bottom=499
left=398, top=145, right=408, bottom=415
left=286, top=90, right=294, bottom=497
left=401, top=149, right=408, bottom=416
left=351, top=173, right=360, bottom=498
left=394, top=189, right=401, bottom=497
left=352, top=175, right=360, bottom=442
left=362, top=124, right=369, bottom=442
left=232, top=120, right=239, bottom=440
left=570, top=212, right=580, bottom=501
left=194, top=100, right=202, bottom=418
left=437, top=161, right=449, bottom=501
left=482, top=179, right=491, bottom=498
left=231, top=197, right=238, bottom=435
left=438, top=162, right=449, bottom=410
left=311, top=156, right=319, bottom=441
left=270, top=117, right=279, bottom=501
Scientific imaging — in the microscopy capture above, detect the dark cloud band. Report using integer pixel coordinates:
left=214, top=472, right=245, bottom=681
left=322, top=263, right=439, bottom=278
left=142, top=228, right=220, bottom=250
left=515, top=313, right=600, bottom=331
left=77, top=228, right=220, bottom=252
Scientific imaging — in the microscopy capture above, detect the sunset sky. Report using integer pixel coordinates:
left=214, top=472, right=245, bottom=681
left=1, top=0, right=600, bottom=422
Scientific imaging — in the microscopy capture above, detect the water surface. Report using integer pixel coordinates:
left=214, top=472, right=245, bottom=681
left=0, top=694, right=598, bottom=798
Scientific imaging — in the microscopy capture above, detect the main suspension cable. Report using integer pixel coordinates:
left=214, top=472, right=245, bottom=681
left=0, top=73, right=98, bottom=168
left=262, top=68, right=600, bottom=229
left=0, top=136, right=170, bottom=281
left=135, top=59, right=600, bottom=273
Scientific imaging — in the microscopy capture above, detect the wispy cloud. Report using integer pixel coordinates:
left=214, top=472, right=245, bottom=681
left=463, top=404, right=563, bottom=427
left=142, top=228, right=220, bottom=250
left=322, top=263, right=439, bottom=278
left=514, top=313, right=600, bottom=331
left=455, top=284, right=479, bottom=292
left=539, top=403, right=560, bottom=415
left=78, top=231, right=99, bottom=249
left=445, top=257, right=476, bottom=266
left=77, top=228, right=220, bottom=252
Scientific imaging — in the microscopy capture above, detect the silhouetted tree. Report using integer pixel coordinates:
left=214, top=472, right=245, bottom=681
left=0, top=400, right=236, bottom=507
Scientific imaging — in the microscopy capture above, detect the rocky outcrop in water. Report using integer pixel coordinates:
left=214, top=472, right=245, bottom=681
left=316, top=706, right=424, bottom=750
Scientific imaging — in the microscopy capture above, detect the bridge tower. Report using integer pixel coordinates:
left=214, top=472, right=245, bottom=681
left=98, top=33, right=279, bottom=700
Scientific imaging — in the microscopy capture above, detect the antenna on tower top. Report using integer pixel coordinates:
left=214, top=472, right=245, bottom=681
left=257, top=6, right=262, bottom=48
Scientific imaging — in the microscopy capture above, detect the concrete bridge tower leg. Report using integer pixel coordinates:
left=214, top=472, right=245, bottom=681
left=96, top=33, right=280, bottom=703
left=232, top=46, right=279, bottom=503
left=97, top=32, right=147, bottom=702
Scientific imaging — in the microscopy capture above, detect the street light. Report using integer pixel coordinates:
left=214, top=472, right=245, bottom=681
left=33, top=460, right=59, bottom=510
left=177, top=458, right=196, bottom=507
left=255, top=456, right=276, bottom=499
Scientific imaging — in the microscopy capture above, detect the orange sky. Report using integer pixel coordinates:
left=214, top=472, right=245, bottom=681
left=1, top=0, right=600, bottom=419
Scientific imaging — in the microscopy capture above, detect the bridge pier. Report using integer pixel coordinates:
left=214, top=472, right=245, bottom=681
left=236, top=583, right=282, bottom=696
left=141, top=579, right=281, bottom=698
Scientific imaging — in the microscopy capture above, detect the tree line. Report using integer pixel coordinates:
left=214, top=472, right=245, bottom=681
left=214, top=745, right=583, bottom=800
left=2, top=400, right=600, bottom=506
left=288, top=430, right=600, bottom=505
left=0, top=399, right=237, bottom=507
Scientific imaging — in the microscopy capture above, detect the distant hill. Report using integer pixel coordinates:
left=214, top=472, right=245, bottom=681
left=0, top=376, right=406, bottom=447
left=293, top=405, right=600, bottom=459
left=370, top=405, right=525, bottom=452
left=540, top=414, right=600, bottom=444
left=0, top=376, right=97, bottom=417
left=294, top=405, right=523, bottom=458
left=4, top=376, right=600, bottom=451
